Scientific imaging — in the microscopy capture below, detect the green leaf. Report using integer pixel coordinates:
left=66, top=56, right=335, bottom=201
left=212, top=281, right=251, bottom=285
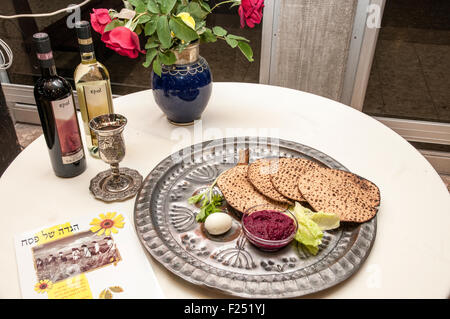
left=303, top=244, right=319, bottom=255
left=158, top=51, right=176, bottom=65
left=175, top=4, right=186, bottom=15
left=199, top=1, right=211, bottom=12
left=196, top=207, right=207, bottom=222
left=176, top=41, right=190, bottom=52
left=144, top=37, right=159, bottom=49
left=169, top=16, right=199, bottom=43
left=147, top=0, right=160, bottom=14
left=227, top=34, right=250, bottom=42
left=128, top=0, right=143, bottom=7
left=191, top=177, right=224, bottom=223
left=156, top=15, right=172, bottom=49
left=188, top=193, right=204, bottom=204
left=290, top=202, right=340, bottom=231
left=142, top=48, right=158, bottom=68
left=225, top=36, right=238, bottom=48
left=152, top=55, right=162, bottom=76
left=144, top=17, right=157, bottom=36
left=200, top=28, right=217, bottom=43
left=309, top=211, right=340, bottom=231
left=195, top=20, right=206, bottom=31
left=237, top=41, right=254, bottom=62
left=137, top=14, right=151, bottom=24
left=184, top=2, right=208, bottom=20
left=135, top=24, right=142, bottom=35
left=129, top=0, right=146, bottom=13
left=230, top=1, right=240, bottom=8
left=160, top=0, right=177, bottom=14
left=136, top=4, right=147, bottom=14
left=103, top=19, right=124, bottom=32
left=291, top=202, right=324, bottom=255
left=212, top=26, right=227, bottom=37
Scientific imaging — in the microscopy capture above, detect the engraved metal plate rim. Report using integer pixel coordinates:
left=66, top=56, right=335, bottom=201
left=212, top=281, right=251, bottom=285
left=134, top=137, right=377, bottom=298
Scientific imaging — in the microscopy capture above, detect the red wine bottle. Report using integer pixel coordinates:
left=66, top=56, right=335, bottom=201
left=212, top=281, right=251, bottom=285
left=33, top=33, right=87, bottom=177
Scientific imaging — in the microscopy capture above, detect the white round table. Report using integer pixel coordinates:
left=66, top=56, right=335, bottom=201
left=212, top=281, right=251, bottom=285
left=1, top=83, right=449, bottom=298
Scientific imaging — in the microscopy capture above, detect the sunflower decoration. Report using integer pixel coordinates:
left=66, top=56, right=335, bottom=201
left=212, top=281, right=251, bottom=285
left=90, top=212, right=125, bottom=236
left=34, top=279, right=53, bottom=294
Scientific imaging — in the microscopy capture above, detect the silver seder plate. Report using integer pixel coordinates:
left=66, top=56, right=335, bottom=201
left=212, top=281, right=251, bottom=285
left=134, top=137, right=377, bottom=298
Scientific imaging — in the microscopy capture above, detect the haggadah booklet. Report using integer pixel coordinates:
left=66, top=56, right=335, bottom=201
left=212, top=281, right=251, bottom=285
left=14, top=212, right=165, bottom=299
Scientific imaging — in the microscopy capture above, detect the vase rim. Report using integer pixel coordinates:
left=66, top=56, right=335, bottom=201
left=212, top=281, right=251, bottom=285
left=172, top=41, right=199, bottom=65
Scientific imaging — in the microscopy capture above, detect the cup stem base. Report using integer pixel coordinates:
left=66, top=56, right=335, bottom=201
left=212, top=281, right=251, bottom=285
left=89, top=167, right=143, bottom=202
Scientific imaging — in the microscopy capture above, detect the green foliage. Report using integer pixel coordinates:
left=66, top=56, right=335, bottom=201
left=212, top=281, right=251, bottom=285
left=195, top=193, right=223, bottom=223
left=159, top=0, right=177, bottom=14
left=237, top=41, right=254, bottom=62
left=104, top=19, right=124, bottom=32
left=188, top=185, right=224, bottom=223
left=146, top=0, right=160, bottom=14
left=108, top=0, right=255, bottom=76
left=156, top=15, right=172, bottom=49
left=169, top=16, right=199, bottom=42
left=143, top=47, right=158, bottom=67
left=212, top=26, right=227, bottom=37
left=144, top=17, right=157, bottom=36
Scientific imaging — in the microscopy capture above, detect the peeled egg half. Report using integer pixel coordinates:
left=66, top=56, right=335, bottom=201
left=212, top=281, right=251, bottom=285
left=204, top=212, right=232, bottom=235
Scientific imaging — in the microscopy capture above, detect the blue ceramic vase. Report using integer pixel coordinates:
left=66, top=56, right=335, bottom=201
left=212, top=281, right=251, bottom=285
left=152, top=42, right=212, bottom=125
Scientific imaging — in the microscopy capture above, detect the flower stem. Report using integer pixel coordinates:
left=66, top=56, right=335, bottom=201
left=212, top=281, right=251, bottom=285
left=208, top=175, right=220, bottom=202
left=209, top=0, right=238, bottom=13
left=132, top=12, right=146, bottom=23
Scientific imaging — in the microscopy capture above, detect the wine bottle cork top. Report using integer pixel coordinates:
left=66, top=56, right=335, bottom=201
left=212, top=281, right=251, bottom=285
left=75, top=21, right=92, bottom=39
left=33, top=33, right=52, bottom=53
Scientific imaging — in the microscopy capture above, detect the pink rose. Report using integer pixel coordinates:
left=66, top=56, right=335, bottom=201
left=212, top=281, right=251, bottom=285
left=238, top=0, right=264, bottom=28
left=101, top=26, right=145, bottom=59
left=90, top=8, right=112, bottom=34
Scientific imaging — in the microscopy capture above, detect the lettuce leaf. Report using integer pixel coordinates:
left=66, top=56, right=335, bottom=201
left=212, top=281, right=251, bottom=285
left=309, top=211, right=340, bottom=231
left=290, top=202, right=340, bottom=255
left=293, top=206, right=323, bottom=247
left=303, top=244, right=319, bottom=256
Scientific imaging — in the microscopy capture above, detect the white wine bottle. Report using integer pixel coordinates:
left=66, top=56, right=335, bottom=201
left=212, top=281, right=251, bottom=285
left=74, top=20, right=114, bottom=158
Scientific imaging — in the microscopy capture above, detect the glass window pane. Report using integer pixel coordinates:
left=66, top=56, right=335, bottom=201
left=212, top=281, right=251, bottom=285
left=362, top=0, right=450, bottom=124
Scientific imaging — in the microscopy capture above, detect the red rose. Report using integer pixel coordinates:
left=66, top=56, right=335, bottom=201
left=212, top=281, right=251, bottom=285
left=238, top=0, right=264, bottom=28
left=90, top=8, right=112, bottom=34
left=101, top=26, right=145, bottom=59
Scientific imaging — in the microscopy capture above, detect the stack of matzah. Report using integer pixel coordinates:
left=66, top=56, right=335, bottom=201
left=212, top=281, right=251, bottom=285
left=216, top=157, right=380, bottom=223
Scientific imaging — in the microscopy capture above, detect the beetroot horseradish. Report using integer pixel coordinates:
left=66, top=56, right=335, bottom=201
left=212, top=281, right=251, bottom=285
left=242, top=210, right=297, bottom=251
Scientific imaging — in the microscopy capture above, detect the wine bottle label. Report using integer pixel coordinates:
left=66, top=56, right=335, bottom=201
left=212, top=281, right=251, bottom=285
left=78, top=37, right=94, bottom=53
left=83, top=83, right=110, bottom=121
left=77, top=38, right=93, bottom=45
left=51, top=96, right=85, bottom=164
left=36, top=52, right=53, bottom=61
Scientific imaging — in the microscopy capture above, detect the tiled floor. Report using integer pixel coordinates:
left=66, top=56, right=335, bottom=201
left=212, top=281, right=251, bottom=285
left=14, top=123, right=450, bottom=192
left=14, top=123, right=43, bottom=150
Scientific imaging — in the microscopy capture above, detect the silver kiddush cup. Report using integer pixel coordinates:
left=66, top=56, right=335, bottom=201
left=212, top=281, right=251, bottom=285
left=88, top=114, right=142, bottom=202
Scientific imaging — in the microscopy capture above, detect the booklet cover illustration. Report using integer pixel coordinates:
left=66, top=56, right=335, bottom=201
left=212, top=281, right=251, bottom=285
left=15, top=212, right=164, bottom=299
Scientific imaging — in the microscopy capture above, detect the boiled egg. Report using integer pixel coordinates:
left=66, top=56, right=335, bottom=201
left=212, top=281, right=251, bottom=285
left=204, top=212, right=232, bottom=235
